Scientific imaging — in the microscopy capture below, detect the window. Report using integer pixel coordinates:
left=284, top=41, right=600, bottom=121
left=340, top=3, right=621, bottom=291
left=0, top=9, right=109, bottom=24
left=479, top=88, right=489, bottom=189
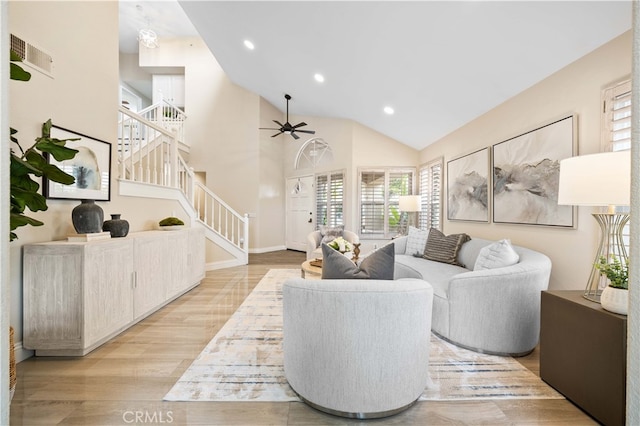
left=316, top=171, right=344, bottom=228
left=602, top=79, right=631, bottom=251
left=359, top=168, right=415, bottom=238
left=418, top=158, right=443, bottom=231
left=602, top=79, right=632, bottom=152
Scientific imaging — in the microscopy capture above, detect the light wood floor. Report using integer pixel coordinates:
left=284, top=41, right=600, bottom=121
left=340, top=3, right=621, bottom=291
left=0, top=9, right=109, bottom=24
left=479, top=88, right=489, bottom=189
left=10, top=250, right=597, bottom=425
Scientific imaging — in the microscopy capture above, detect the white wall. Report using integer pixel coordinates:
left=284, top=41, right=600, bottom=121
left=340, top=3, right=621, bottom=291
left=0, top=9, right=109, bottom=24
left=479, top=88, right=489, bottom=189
left=419, top=31, right=633, bottom=291
left=8, top=1, right=185, bottom=360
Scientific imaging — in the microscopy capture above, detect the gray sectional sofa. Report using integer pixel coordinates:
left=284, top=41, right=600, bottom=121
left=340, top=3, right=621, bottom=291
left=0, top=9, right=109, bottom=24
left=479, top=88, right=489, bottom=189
left=392, top=235, right=552, bottom=356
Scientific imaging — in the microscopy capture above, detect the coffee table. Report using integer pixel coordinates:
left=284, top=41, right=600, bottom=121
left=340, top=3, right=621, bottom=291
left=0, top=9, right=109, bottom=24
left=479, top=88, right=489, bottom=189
left=301, top=259, right=322, bottom=279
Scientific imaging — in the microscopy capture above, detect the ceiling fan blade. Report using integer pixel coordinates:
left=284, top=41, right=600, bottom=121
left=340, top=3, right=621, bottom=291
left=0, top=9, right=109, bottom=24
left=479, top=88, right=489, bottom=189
left=296, top=129, right=316, bottom=134
left=273, top=120, right=284, bottom=127
left=271, top=131, right=283, bottom=138
left=259, top=127, right=281, bottom=130
left=291, top=132, right=300, bottom=140
left=292, top=122, right=308, bottom=129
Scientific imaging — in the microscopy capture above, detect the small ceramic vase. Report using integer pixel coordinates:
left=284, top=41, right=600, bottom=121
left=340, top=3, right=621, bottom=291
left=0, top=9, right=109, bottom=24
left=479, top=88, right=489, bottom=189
left=600, top=286, right=628, bottom=315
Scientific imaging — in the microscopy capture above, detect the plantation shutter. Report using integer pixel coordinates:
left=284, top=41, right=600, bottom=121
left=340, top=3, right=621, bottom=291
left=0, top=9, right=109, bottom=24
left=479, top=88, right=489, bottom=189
left=603, top=80, right=632, bottom=152
left=359, top=169, right=415, bottom=237
left=315, top=175, right=328, bottom=229
left=315, top=171, right=344, bottom=229
left=419, top=159, right=443, bottom=231
left=328, top=173, right=344, bottom=227
left=388, top=171, right=413, bottom=235
left=602, top=79, right=632, bottom=252
left=360, top=172, right=385, bottom=236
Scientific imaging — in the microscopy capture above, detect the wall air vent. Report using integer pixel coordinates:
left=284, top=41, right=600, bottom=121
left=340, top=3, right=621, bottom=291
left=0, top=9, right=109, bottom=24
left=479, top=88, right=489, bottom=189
left=10, top=34, right=53, bottom=77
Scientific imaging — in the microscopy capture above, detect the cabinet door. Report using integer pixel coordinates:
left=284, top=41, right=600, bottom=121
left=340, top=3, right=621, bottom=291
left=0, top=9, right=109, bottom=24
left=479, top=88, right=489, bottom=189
left=84, top=240, right=134, bottom=346
left=189, top=228, right=206, bottom=286
left=23, top=245, right=84, bottom=350
left=133, top=233, right=170, bottom=319
left=166, top=230, right=189, bottom=298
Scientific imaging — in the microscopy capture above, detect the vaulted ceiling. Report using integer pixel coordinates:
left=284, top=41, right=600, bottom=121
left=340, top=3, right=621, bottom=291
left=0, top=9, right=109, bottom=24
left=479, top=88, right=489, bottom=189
left=120, top=1, right=632, bottom=150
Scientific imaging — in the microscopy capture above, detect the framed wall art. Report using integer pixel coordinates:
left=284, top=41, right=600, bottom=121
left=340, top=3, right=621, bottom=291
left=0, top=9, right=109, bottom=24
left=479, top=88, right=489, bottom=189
left=44, top=125, right=111, bottom=201
left=447, top=147, right=490, bottom=222
left=492, top=115, right=576, bottom=227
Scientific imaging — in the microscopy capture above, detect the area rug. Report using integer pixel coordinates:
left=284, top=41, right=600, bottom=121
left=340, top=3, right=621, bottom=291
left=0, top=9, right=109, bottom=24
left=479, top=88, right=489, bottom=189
left=164, top=269, right=563, bottom=402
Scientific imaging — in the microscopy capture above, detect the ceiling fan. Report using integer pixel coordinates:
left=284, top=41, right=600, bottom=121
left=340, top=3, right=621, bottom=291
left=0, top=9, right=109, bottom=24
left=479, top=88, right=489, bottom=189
left=260, top=94, right=315, bottom=140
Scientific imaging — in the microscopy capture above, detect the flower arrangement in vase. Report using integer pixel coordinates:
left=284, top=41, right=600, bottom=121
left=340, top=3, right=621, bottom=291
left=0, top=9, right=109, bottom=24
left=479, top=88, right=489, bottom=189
left=328, top=236, right=352, bottom=254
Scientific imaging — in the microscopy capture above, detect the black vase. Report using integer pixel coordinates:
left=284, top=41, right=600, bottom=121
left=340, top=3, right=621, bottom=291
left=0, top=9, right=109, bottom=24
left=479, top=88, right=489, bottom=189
left=103, top=214, right=130, bottom=238
left=71, top=199, right=104, bottom=234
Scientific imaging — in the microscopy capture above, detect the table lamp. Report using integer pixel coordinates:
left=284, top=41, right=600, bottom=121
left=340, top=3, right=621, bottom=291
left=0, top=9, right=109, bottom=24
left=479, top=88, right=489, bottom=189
left=398, top=195, right=422, bottom=235
left=557, top=151, right=631, bottom=302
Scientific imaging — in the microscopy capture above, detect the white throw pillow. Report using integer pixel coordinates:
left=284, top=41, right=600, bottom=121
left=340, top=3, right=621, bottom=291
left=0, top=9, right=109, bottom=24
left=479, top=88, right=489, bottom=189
left=473, top=239, right=520, bottom=271
left=405, top=226, right=429, bottom=256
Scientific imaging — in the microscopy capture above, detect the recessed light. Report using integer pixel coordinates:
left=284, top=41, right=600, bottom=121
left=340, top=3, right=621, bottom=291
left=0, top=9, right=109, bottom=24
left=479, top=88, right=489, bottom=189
left=243, top=40, right=255, bottom=50
left=314, top=73, right=325, bottom=83
left=384, top=106, right=395, bottom=115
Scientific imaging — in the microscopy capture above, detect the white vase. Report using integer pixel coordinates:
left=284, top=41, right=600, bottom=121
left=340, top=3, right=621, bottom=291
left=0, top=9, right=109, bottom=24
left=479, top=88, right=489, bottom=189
left=600, top=286, right=628, bottom=315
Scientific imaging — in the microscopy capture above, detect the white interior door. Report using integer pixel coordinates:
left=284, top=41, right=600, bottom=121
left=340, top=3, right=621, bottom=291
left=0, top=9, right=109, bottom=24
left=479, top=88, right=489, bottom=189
left=286, top=176, right=315, bottom=252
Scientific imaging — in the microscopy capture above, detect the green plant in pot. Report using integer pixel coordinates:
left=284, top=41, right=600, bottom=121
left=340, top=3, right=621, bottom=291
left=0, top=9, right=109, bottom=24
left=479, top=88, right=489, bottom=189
left=9, top=50, right=79, bottom=241
left=595, top=254, right=628, bottom=315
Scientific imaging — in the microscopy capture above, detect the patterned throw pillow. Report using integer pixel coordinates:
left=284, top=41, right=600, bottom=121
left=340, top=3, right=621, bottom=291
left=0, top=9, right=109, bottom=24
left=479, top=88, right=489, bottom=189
left=321, top=243, right=395, bottom=280
left=473, top=239, right=520, bottom=270
left=423, top=228, right=471, bottom=266
left=405, top=226, right=429, bottom=256
left=320, top=225, right=344, bottom=245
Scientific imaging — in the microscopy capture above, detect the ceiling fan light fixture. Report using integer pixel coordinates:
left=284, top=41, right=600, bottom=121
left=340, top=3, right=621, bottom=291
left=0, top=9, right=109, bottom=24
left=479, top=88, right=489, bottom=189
left=138, top=28, right=158, bottom=49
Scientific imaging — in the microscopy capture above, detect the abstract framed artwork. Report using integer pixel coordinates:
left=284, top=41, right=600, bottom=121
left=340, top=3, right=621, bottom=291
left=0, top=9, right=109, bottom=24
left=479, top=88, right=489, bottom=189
left=44, top=125, right=111, bottom=201
left=447, top=147, right=490, bottom=222
left=492, top=115, right=576, bottom=227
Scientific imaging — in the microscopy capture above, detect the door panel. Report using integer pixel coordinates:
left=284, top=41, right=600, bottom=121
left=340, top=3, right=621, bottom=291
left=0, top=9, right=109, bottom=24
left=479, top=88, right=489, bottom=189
left=286, top=176, right=315, bottom=251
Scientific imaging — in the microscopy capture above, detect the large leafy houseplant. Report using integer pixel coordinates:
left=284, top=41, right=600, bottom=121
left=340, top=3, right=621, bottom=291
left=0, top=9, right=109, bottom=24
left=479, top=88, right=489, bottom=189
left=9, top=50, right=79, bottom=241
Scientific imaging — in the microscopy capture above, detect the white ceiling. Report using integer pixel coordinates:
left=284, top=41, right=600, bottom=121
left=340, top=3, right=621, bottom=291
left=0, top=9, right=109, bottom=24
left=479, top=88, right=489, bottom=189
left=120, top=1, right=632, bottom=150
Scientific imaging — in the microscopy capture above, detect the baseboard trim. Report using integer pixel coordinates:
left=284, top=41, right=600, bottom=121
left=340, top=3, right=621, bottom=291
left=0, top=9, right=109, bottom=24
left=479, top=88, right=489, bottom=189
left=249, top=245, right=287, bottom=254
left=14, top=340, right=34, bottom=363
left=206, top=259, right=244, bottom=270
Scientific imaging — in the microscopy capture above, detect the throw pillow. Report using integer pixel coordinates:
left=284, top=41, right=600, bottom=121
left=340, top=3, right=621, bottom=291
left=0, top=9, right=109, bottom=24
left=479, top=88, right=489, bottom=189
left=473, top=239, right=520, bottom=270
left=405, top=226, right=429, bottom=256
left=423, top=228, right=471, bottom=266
left=320, top=225, right=344, bottom=245
left=321, top=243, right=395, bottom=280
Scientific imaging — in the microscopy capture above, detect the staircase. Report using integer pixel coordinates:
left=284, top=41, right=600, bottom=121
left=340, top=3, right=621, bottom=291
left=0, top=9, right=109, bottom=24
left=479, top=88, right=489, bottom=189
left=117, top=101, right=249, bottom=267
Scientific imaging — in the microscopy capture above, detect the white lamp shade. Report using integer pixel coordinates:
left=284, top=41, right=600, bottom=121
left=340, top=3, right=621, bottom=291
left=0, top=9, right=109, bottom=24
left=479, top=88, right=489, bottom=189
left=399, top=195, right=422, bottom=212
left=558, top=151, right=630, bottom=206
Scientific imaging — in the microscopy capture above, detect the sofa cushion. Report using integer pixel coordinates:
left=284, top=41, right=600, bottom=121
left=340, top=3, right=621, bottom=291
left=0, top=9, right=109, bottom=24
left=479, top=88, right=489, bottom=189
left=320, top=225, right=344, bottom=245
left=473, top=239, right=520, bottom=271
left=423, top=229, right=471, bottom=266
left=405, top=226, right=429, bottom=256
left=321, top=243, right=394, bottom=280
left=395, top=255, right=468, bottom=299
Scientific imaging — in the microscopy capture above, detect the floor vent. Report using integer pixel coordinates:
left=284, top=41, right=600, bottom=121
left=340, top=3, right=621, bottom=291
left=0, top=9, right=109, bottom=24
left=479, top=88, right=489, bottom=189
left=10, top=34, right=53, bottom=78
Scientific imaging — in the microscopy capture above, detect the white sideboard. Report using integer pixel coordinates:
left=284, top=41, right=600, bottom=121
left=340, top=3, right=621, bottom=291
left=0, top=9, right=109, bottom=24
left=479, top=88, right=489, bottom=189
left=23, top=228, right=205, bottom=356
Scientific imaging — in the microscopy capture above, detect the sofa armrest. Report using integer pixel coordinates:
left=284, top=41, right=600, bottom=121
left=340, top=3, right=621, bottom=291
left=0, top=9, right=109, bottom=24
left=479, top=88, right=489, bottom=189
left=445, top=258, right=552, bottom=355
left=391, top=235, right=408, bottom=255
left=307, top=231, right=322, bottom=259
left=343, top=230, right=360, bottom=245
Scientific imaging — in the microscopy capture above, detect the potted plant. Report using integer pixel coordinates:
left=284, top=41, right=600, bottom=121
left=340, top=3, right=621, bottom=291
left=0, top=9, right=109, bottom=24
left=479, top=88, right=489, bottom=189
left=595, top=255, right=628, bottom=315
left=158, top=216, right=185, bottom=230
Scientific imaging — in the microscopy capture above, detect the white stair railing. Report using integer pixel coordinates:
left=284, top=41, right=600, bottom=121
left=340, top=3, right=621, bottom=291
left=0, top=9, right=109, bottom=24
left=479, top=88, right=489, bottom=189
left=137, top=98, right=186, bottom=145
left=117, top=106, right=249, bottom=263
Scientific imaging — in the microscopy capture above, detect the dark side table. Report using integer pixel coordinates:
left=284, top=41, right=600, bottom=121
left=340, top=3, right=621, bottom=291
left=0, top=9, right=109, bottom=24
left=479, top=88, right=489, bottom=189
left=540, top=290, right=627, bottom=426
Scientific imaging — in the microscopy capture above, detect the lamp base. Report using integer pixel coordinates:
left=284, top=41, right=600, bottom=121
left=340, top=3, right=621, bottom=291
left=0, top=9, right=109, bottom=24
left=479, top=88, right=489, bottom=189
left=583, top=213, right=629, bottom=303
